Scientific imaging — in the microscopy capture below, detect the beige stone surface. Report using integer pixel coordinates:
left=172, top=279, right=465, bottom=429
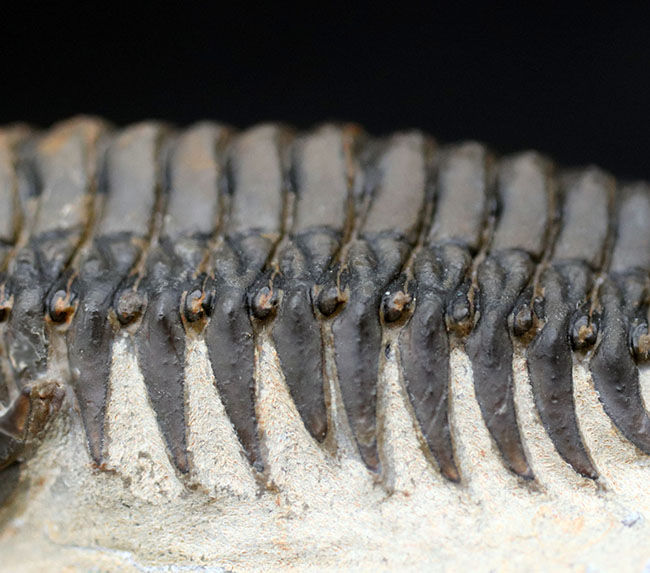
left=1, top=330, right=650, bottom=572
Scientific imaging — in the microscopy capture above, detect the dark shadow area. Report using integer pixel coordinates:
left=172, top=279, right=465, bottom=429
left=1, top=4, right=649, bottom=178
left=0, top=463, right=20, bottom=508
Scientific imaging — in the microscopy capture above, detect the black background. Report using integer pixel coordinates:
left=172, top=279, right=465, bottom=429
left=1, top=4, right=649, bottom=179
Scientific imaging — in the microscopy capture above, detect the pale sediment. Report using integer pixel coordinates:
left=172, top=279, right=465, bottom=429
left=1, top=119, right=650, bottom=570
left=2, top=341, right=650, bottom=571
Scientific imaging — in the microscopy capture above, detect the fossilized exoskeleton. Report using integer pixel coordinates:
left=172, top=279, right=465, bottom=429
left=1, top=118, right=650, bottom=571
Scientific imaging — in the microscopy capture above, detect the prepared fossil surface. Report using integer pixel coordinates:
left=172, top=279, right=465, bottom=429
left=1, top=117, right=650, bottom=571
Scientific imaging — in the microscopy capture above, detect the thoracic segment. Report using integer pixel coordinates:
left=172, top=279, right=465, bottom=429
left=1, top=118, right=650, bottom=484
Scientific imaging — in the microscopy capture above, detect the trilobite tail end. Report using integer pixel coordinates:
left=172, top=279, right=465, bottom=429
left=0, top=381, right=65, bottom=470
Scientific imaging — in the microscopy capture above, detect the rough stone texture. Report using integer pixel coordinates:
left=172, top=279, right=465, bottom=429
left=2, top=119, right=650, bottom=571
left=2, top=342, right=650, bottom=571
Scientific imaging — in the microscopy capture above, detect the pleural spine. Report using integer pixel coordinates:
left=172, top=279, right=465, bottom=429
left=1, top=118, right=650, bottom=486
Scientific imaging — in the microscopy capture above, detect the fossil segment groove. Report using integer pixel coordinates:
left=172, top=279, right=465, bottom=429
left=2, top=118, right=650, bottom=491
left=4, top=119, right=650, bottom=571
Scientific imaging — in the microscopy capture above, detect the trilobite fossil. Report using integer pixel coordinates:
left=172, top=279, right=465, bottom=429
left=1, top=117, right=650, bottom=571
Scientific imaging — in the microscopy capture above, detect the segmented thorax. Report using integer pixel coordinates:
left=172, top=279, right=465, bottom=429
left=2, top=119, right=650, bottom=493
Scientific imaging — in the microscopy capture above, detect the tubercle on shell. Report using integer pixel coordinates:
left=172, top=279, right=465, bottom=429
left=0, top=118, right=649, bottom=487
